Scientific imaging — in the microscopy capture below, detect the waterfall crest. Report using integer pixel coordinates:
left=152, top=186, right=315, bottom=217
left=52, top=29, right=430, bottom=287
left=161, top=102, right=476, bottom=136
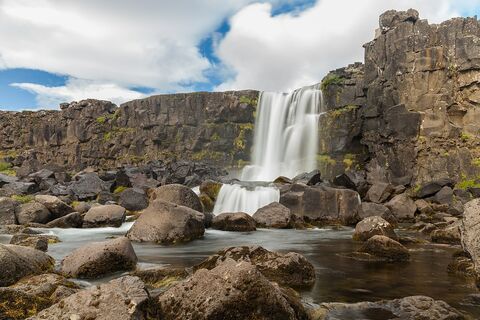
left=213, top=85, right=321, bottom=215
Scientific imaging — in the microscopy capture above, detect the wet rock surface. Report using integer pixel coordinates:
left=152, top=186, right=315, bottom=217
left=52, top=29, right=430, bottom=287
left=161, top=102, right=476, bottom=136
left=353, top=216, right=398, bottom=241
left=82, top=204, right=126, bottom=228
left=211, top=212, right=257, bottom=231
left=253, top=202, right=297, bottom=228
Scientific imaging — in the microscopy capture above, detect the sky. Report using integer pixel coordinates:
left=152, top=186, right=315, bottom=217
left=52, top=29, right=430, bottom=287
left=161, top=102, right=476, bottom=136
left=0, top=0, right=479, bottom=111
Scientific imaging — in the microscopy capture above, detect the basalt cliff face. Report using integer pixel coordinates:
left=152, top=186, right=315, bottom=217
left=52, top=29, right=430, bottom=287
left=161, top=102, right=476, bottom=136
left=1, top=9, right=479, bottom=188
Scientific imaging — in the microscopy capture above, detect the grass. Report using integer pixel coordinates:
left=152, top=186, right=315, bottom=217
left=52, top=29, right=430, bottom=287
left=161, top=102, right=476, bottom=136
left=239, top=96, right=258, bottom=106
left=461, top=132, right=472, bottom=142
left=0, top=162, right=16, bottom=176
left=328, top=105, right=359, bottom=118
left=11, top=195, right=34, bottom=204
left=113, top=186, right=128, bottom=194
left=321, top=74, right=344, bottom=91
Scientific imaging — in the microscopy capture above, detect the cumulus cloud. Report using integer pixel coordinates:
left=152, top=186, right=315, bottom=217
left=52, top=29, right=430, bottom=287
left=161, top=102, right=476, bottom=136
left=11, top=79, right=145, bottom=109
left=216, top=0, right=478, bottom=92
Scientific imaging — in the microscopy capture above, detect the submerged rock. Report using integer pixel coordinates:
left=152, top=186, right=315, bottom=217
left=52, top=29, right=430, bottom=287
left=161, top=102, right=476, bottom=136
left=149, top=183, right=203, bottom=212
left=352, top=216, right=397, bottom=241
left=61, top=237, right=137, bottom=279
left=431, top=221, right=461, bottom=245
left=159, top=259, right=308, bottom=320
left=130, top=266, right=188, bottom=290
left=31, top=276, right=159, bottom=320
left=253, top=202, right=297, bottom=228
left=357, top=235, right=410, bottom=262
left=82, top=204, right=126, bottom=228
left=194, top=245, right=315, bottom=287
left=211, top=212, right=256, bottom=231
left=0, top=244, right=54, bottom=286
left=10, top=234, right=49, bottom=252
left=127, top=200, right=204, bottom=244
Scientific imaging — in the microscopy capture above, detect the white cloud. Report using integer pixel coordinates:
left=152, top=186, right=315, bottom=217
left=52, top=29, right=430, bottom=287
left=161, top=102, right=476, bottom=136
left=11, top=78, right=145, bottom=108
left=216, top=0, right=478, bottom=92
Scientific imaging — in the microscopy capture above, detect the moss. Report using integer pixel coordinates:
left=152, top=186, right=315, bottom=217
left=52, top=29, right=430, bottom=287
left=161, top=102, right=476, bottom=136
left=321, top=74, right=344, bottom=91
left=97, top=110, right=120, bottom=124
left=461, top=132, right=472, bottom=142
left=472, top=158, right=480, bottom=167
left=103, top=132, right=113, bottom=141
left=211, top=132, right=220, bottom=141
left=456, top=173, right=480, bottom=190
left=443, top=151, right=450, bottom=157
left=343, top=154, right=355, bottom=170
left=0, top=162, right=16, bottom=176
left=113, top=186, right=128, bottom=194
left=234, top=123, right=254, bottom=152
left=317, top=154, right=336, bottom=166
left=192, top=150, right=224, bottom=161
left=328, top=105, right=359, bottom=118
left=96, top=115, right=107, bottom=124
left=11, top=195, right=34, bottom=204
left=239, top=95, right=258, bottom=106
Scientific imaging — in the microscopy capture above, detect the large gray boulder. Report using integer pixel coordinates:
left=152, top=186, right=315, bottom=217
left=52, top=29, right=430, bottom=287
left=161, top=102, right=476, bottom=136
left=34, top=195, right=73, bottom=219
left=127, top=200, right=204, bottom=244
left=118, top=187, right=148, bottom=211
left=353, top=216, right=397, bottom=241
left=61, top=237, right=137, bottom=279
left=46, top=212, right=83, bottom=228
left=386, top=193, right=417, bottom=221
left=0, top=197, right=19, bottom=225
left=194, top=246, right=315, bottom=287
left=360, top=202, right=397, bottom=226
left=461, top=198, right=480, bottom=282
left=16, top=201, right=52, bottom=225
left=158, top=259, right=308, bottom=320
left=253, top=202, right=296, bottom=228
left=365, top=182, right=394, bottom=203
left=68, top=172, right=111, bottom=200
left=30, top=276, right=158, bottom=320
left=212, top=212, right=257, bottom=232
left=0, top=244, right=54, bottom=286
left=149, top=183, right=203, bottom=212
left=83, top=204, right=126, bottom=228
left=416, top=178, right=455, bottom=198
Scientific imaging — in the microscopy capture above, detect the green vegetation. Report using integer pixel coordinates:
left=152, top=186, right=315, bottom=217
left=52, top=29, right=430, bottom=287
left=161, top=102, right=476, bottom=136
left=96, top=110, right=121, bottom=124
left=11, top=195, right=34, bottom=204
left=234, top=123, right=254, bottom=152
left=211, top=132, right=220, bottom=141
left=96, top=115, right=108, bottom=124
left=192, top=150, right=224, bottom=161
left=113, top=186, right=128, bottom=194
left=461, top=132, right=472, bottom=142
left=103, top=126, right=134, bottom=142
left=0, top=162, right=16, bottom=176
left=317, top=154, right=336, bottom=166
left=472, top=158, right=480, bottom=167
left=321, top=74, right=344, bottom=91
left=343, top=153, right=355, bottom=170
left=456, top=174, right=480, bottom=190
left=329, top=105, right=359, bottom=118
left=239, top=95, right=258, bottom=106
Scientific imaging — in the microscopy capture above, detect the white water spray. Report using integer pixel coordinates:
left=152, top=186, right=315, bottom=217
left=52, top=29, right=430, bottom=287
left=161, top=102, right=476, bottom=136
left=213, top=85, right=322, bottom=215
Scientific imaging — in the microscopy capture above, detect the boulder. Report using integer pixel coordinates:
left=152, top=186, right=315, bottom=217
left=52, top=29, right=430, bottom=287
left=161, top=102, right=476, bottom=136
left=149, top=183, right=203, bottom=212
left=415, top=199, right=433, bottom=214
left=460, top=198, right=480, bottom=282
left=130, top=266, right=188, bottom=290
left=34, top=195, right=73, bottom=219
left=0, top=196, right=19, bottom=225
left=82, top=204, right=126, bottom=228
left=359, top=202, right=397, bottom=226
left=16, top=201, right=52, bottom=225
left=386, top=193, right=417, bottom=221
left=46, top=212, right=83, bottom=228
left=313, top=295, right=464, bottom=320
left=3, top=181, right=38, bottom=195
left=353, top=216, right=397, bottom=241
left=199, top=180, right=222, bottom=212
left=10, top=234, right=48, bottom=252
left=72, top=201, right=91, bottom=213
left=431, top=221, right=461, bottom=245
left=118, top=187, right=148, bottom=211
left=432, top=186, right=454, bottom=205
left=417, top=178, right=455, bottom=198
left=68, top=172, right=111, bottom=200
left=333, top=171, right=369, bottom=197
left=158, top=259, right=308, bottom=320
left=358, top=235, right=410, bottom=262
left=194, top=246, right=315, bottom=287
left=365, top=182, right=394, bottom=203
left=0, top=172, right=18, bottom=187
left=253, top=202, right=296, bottom=228
left=379, top=8, right=419, bottom=30
left=212, top=212, right=256, bottom=231
left=0, top=244, right=54, bottom=286
left=292, top=169, right=321, bottom=185
left=31, top=276, right=159, bottom=320
left=127, top=200, right=204, bottom=244
left=61, top=237, right=137, bottom=279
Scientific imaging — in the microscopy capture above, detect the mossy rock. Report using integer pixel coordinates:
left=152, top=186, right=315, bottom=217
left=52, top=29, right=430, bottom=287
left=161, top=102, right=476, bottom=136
left=0, top=288, right=51, bottom=319
left=199, top=180, right=222, bottom=201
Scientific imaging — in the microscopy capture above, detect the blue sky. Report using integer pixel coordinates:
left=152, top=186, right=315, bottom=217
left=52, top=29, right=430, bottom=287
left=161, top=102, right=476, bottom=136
left=0, top=0, right=478, bottom=110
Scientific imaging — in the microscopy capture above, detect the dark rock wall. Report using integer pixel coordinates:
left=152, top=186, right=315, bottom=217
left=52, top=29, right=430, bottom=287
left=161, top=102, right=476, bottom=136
left=0, top=91, right=258, bottom=170
left=319, top=9, right=480, bottom=187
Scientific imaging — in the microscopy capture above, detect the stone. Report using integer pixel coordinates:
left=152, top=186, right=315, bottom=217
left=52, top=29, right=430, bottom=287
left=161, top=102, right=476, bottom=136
left=292, top=169, right=322, bottom=185
left=0, top=244, right=54, bottom=286
left=31, top=276, right=159, bottom=320
left=432, top=186, right=454, bottom=205
left=253, top=202, right=296, bottom=228
left=358, top=235, right=410, bottom=261
left=118, top=187, right=148, bottom=211
left=211, top=212, right=256, bottom=231
left=0, top=196, right=19, bottom=225
left=353, top=216, right=397, bottom=241
left=16, top=201, right=52, bottom=225
left=10, top=234, right=49, bottom=251
left=359, top=202, right=397, bottom=226
left=34, top=195, right=73, bottom=219
left=68, top=172, right=111, bottom=200
left=61, top=237, right=137, bottom=278
left=0, top=172, right=18, bottom=187
left=379, top=8, right=419, bottom=30
left=365, top=182, right=394, bottom=203
left=127, top=200, right=204, bottom=244
left=72, top=201, right=91, bottom=213
left=386, top=193, right=417, bottom=221
left=130, top=266, right=188, bottom=289
left=149, top=183, right=203, bottom=212
left=313, top=295, right=464, bottom=320
left=460, top=198, right=480, bottom=281
left=158, top=259, right=308, bottom=320
left=3, top=181, right=38, bottom=195
left=417, top=178, right=455, bottom=198
left=46, top=212, right=83, bottom=228
left=415, top=199, right=433, bottom=214
left=431, top=221, right=461, bottom=245
left=82, top=204, right=126, bottom=228
left=194, top=246, right=315, bottom=287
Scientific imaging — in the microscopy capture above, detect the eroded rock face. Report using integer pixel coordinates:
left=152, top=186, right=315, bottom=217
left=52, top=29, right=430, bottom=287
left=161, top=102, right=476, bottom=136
left=194, top=246, right=315, bottom=287
left=61, top=237, right=137, bottom=278
left=149, top=184, right=203, bottom=212
left=253, top=202, right=297, bottom=228
left=127, top=200, right=204, bottom=244
left=211, top=212, right=256, bottom=232
left=31, top=276, right=159, bottom=320
left=83, top=204, right=126, bottom=228
left=461, top=198, right=480, bottom=282
left=0, top=244, right=54, bottom=286
left=159, top=259, right=308, bottom=320
left=353, top=216, right=397, bottom=241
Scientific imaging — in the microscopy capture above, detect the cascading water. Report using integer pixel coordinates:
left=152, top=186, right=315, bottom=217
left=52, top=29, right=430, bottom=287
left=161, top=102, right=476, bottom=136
left=213, top=85, right=322, bottom=215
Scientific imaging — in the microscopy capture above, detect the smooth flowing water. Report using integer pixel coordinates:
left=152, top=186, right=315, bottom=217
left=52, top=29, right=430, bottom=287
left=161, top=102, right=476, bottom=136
left=3, top=225, right=478, bottom=318
left=213, top=85, right=322, bottom=214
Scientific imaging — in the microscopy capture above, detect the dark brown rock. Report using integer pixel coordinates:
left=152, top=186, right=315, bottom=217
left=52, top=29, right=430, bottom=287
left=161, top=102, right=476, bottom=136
left=10, top=234, right=49, bottom=252
left=431, top=221, right=461, bottom=245
left=130, top=266, right=188, bottom=289
left=359, top=202, right=397, bottom=226
left=46, top=212, right=83, bottom=228
left=211, top=212, right=256, bottom=231
left=365, top=182, right=394, bottom=203
left=358, top=235, right=410, bottom=261
left=118, top=187, right=148, bottom=211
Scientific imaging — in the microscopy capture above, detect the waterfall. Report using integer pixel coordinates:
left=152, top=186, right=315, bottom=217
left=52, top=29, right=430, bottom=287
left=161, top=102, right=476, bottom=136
left=213, top=85, right=322, bottom=215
